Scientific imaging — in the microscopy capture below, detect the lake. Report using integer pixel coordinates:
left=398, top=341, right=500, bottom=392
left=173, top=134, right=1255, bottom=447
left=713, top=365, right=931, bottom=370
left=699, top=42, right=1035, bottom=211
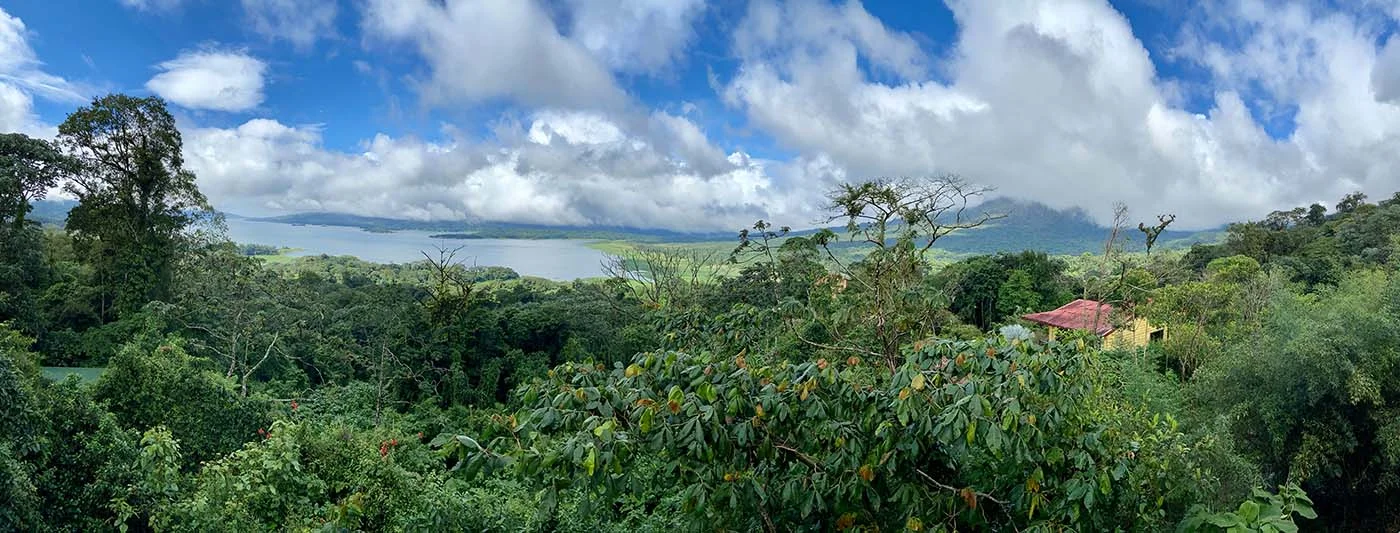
left=225, top=218, right=612, bottom=280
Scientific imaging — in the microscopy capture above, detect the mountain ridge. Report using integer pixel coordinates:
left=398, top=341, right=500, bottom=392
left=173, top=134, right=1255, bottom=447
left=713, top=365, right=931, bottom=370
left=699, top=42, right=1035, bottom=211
left=27, top=198, right=1223, bottom=254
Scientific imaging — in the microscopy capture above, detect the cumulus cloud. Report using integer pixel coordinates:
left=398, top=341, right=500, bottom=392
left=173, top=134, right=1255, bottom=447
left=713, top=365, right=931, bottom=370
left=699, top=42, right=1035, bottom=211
left=564, top=0, right=706, bottom=74
left=184, top=112, right=819, bottom=231
left=1170, top=0, right=1400, bottom=217
left=0, top=7, right=85, bottom=136
left=102, top=0, right=1400, bottom=232
left=360, top=0, right=630, bottom=111
left=242, top=0, right=337, bottom=50
left=717, top=0, right=1400, bottom=229
left=146, top=48, right=267, bottom=112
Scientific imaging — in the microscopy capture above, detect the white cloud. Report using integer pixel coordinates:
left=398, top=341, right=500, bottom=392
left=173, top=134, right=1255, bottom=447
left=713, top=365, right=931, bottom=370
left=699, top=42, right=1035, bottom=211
left=1372, top=36, right=1400, bottom=103
left=733, top=0, right=927, bottom=81
left=184, top=112, right=817, bottom=231
left=564, top=0, right=706, bottom=74
left=360, top=0, right=629, bottom=111
left=118, top=0, right=185, bottom=11
left=1174, top=0, right=1400, bottom=214
left=93, top=0, right=1400, bottom=233
left=146, top=48, right=268, bottom=112
left=715, top=0, right=1400, bottom=229
left=0, top=83, right=41, bottom=136
left=242, top=0, right=337, bottom=50
left=0, top=7, right=85, bottom=136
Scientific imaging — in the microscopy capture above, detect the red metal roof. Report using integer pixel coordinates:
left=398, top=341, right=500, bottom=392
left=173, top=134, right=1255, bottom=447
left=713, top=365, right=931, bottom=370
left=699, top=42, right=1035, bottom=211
left=1021, top=299, right=1117, bottom=336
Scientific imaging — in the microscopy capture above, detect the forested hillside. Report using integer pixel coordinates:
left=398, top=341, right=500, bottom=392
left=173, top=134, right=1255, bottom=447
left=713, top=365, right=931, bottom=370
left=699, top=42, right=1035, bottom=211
left=5, top=94, right=1400, bottom=531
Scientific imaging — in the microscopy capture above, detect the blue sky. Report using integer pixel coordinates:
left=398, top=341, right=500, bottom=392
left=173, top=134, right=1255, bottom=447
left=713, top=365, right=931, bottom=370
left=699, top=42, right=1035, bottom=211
left=2, top=0, right=1400, bottom=230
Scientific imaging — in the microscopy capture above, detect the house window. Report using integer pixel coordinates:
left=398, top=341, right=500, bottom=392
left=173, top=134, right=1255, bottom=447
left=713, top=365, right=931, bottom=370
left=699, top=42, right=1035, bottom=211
left=1150, top=329, right=1165, bottom=343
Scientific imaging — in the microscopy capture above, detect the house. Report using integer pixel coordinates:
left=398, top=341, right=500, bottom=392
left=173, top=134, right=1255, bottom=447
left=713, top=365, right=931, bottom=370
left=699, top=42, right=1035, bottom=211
left=1021, top=299, right=1164, bottom=349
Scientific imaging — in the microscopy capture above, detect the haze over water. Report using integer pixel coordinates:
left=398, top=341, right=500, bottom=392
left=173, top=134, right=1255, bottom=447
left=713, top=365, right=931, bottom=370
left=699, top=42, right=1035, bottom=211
left=225, top=218, right=610, bottom=280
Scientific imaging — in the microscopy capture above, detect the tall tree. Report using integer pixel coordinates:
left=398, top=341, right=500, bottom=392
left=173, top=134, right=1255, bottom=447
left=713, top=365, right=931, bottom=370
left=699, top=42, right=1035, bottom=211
left=0, top=133, right=71, bottom=229
left=1305, top=203, right=1327, bottom=226
left=1335, top=191, right=1368, bottom=214
left=57, top=94, right=209, bottom=320
left=0, top=134, right=73, bottom=331
left=995, top=269, right=1041, bottom=318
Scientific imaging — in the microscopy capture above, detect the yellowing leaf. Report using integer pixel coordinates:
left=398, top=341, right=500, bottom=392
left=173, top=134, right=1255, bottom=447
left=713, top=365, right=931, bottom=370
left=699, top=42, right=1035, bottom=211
left=858, top=464, right=875, bottom=482
left=911, top=374, right=926, bottom=391
left=836, top=513, right=856, bottom=530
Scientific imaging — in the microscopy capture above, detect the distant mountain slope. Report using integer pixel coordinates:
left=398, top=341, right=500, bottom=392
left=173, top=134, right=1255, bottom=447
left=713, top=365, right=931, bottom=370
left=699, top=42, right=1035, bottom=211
left=29, top=199, right=76, bottom=225
left=28, top=199, right=245, bottom=227
left=247, top=200, right=1225, bottom=253
left=795, top=197, right=1220, bottom=255
left=928, top=197, right=1221, bottom=254
left=31, top=198, right=1221, bottom=254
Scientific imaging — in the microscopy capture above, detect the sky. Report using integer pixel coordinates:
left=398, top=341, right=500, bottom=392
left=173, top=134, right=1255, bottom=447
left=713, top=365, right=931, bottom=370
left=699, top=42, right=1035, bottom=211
left=3, top=0, right=1400, bottom=231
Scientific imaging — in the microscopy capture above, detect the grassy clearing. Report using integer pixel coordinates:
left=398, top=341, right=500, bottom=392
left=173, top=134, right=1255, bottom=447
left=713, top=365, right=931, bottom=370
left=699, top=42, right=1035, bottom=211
left=41, top=366, right=106, bottom=384
left=589, top=237, right=985, bottom=282
left=252, top=247, right=304, bottom=264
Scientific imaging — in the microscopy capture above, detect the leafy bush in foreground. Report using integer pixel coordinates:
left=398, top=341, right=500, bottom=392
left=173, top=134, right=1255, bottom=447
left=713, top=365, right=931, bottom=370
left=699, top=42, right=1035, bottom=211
left=456, top=337, right=1215, bottom=531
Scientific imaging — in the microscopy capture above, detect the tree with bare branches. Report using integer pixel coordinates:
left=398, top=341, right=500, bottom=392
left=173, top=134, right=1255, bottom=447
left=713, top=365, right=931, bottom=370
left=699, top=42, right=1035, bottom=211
left=601, top=246, right=719, bottom=310
left=418, top=246, right=475, bottom=326
left=1138, top=213, right=1176, bottom=255
left=809, top=175, right=1004, bottom=368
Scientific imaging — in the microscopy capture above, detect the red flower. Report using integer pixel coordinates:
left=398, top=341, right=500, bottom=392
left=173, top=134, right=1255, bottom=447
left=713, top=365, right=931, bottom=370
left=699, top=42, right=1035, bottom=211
left=290, top=400, right=299, bottom=411
left=390, top=438, right=398, bottom=446
left=416, top=432, right=424, bottom=440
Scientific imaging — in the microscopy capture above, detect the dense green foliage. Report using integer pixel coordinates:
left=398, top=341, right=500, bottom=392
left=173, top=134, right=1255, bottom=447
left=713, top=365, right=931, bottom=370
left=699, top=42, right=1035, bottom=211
left=58, top=95, right=210, bottom=320
left=471, top=339, right=1212, bottom=531
left=3, top=94, right=1398, bottom=531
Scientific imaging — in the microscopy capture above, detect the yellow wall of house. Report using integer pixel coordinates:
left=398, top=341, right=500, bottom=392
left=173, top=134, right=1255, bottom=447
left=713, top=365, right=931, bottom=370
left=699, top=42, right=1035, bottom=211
left=1104, top=318, right=1163, bottom=349
left=1043, top=320, right=1164, bottom=348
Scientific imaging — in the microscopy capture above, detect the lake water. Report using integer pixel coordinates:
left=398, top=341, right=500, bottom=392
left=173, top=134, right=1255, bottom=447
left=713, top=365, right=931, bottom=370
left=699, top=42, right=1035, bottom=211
left=225, top=218, right=611, bottom=280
